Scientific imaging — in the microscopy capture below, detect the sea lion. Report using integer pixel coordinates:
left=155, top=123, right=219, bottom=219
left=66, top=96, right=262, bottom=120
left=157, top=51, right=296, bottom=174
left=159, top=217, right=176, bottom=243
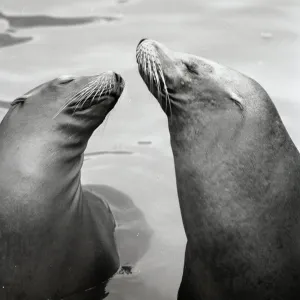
left=0, top=72, right=125, bottom=299
left=136, top=39, right=300, bottom=300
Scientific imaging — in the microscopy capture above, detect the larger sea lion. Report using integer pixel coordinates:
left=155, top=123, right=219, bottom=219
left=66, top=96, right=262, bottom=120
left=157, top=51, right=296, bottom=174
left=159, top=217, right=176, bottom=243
left=136, top=39, right=300, bottom=300
left=0, top=72, right=125, bottom=299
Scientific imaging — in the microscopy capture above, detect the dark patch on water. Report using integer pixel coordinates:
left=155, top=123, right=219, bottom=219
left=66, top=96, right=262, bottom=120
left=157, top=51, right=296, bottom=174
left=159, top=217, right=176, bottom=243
left=138, top=141, right=152, bottom=145
left=60, top=281, right=109, bottom=300
left=65, top=184, right=154, bottom=299
left=0, top=33, right=32, bottom=49
left=117, top=265, right=133, bottom=275
left=0, top=100, right=10, bottom=109
left=0, top=11, right=120, bottom=30
left=84, top=151, right=133, bottom=160
left=0, top=10, right=122, bottom=49
left=84, top=184, right=153, bottom=267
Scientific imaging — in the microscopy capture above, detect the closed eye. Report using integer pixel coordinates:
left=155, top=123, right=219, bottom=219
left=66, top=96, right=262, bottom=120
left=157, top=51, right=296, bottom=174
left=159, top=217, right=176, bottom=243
left=183, top=62, right=198, bottom=75
left=11, top=97, right=26, bottom=107
left=57, top=75, right=75, bottom=85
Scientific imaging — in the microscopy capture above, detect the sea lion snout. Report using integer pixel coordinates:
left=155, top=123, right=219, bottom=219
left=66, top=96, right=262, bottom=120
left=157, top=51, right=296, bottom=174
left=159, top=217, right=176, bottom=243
left=114, top=72, right=125, bottom=89
left=137, top=38, right=148, bottom=49
left=105, top=70, right=125, bottom=90
left=114, top=72, right=121, bottom=83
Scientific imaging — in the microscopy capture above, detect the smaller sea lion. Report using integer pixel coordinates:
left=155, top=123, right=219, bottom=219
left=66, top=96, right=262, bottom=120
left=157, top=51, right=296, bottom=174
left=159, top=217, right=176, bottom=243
left=0, top=72, right=125, bottom=299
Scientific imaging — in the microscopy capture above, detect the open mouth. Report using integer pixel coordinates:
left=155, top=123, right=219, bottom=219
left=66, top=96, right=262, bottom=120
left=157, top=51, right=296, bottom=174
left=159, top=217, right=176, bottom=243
left=136, top=39, right=172, bottom=114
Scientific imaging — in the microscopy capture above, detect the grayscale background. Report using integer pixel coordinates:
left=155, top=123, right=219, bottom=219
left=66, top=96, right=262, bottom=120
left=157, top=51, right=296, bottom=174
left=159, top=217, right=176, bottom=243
left=0, top=0, right=299, bottom=299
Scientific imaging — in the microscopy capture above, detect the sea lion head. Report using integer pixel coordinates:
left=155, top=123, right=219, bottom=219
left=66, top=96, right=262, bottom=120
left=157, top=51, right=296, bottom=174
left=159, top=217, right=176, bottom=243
left=136, top=39, right=295, bottom=232
left=8, top=71, right=124, bottom=137
left=136, top=39, right=285, bottom=154
left=0, top=72, right=124, bottom=182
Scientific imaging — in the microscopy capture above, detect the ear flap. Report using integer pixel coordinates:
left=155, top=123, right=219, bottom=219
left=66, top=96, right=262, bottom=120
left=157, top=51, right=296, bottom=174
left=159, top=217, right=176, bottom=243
left=10, top=95, right=28, bottom=107
left=230, top=91, right=244, bottom=111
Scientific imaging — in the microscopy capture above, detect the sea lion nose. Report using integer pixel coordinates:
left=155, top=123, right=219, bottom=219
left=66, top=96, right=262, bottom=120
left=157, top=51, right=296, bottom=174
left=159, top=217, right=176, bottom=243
left=114, top=72, right=121, bottom=83
left=137, top=38, right=148, bottom=48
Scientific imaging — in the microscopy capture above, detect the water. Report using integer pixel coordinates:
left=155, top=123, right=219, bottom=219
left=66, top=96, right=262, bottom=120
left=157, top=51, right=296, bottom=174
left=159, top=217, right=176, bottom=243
left=0, top=0, right=299, bottom=299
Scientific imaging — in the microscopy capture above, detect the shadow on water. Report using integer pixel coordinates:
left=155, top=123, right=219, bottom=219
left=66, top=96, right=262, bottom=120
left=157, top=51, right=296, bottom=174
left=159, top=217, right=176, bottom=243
left=0, top=33, right=32, bottom=49
left=0, top=10, right=122, bottom=49
left=0, top=100, right=10, bottom=109
left=137, top=141, right=152, bottom=145
left=61, top=282, right=109, bottom=300
left=84, top=184, right=154, bottom=267
left=0, top=11, right=120, bottom=30
left=84, top=152, right=134, bottom=161
left=70, top=184, right=154, bottom=300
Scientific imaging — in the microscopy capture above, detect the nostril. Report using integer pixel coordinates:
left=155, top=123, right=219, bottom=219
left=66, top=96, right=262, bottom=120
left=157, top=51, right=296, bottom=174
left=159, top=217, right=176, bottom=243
left=114, top=73, right=120, bottom=83
left=137, top=38, right=147, bottom=48
left=114, top=73, right=124, bottom=87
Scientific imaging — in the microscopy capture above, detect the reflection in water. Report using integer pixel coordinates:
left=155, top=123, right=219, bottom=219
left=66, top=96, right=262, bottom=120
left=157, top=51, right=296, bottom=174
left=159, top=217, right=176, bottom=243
left=84, top=151, right=133, bottom=161
left=0, top=32, right=32, bottom=49
left=0, top=100, right=10, bottom=109
left=61, top=282, right=109, bottom=300
left=138, top=141, right=152, bottom=145
left=117, top=266, right=133, bottom=275
left=85, top=184, right=153, bottom=266
left=85, top=151, right=133, bottom=157
left=0, top=10, right=122, bottom=49
left=0, top=11, right=120, bottom=30
left=82, top=184, right=154, bottom=299
left=59, top=184, right=153, bottom=300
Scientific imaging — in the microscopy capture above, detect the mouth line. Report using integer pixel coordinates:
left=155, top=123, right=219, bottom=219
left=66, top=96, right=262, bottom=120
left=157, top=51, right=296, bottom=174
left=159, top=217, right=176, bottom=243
left=69, top=93, right=118, bottom=111
left=52, top=77, right=123, bottom=119
left=70, top=79, right=124, bottom=109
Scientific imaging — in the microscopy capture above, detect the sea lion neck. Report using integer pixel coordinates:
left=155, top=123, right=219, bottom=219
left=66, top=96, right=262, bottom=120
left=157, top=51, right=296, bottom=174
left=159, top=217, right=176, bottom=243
left=168, top=105, right=297, bottom=242
left=0, top=111, right=88, bottom=187
left=168, top=107, right=245, bottom=156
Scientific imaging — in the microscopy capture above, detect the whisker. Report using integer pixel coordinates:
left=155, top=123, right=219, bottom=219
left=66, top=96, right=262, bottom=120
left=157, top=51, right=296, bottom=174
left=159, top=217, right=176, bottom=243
left=90, top=82, right=102, bottom=107
left=52, top=80, right=98, bottom=119
left=52, top=96, right=76, bottom=119
left=52, top=75, right=110, bottom=119
left=149, top=59, right=154, bottom=95
left=99, top=107, right=111, bottom=138
left=157, top=63, right=172, bottom=117
left=152, top=61, right=162, bottom=102
left=143, top=51, right=148, bottom=78
left=72, top=85, right=96, bottom=115
left=138, top=45, right=173, bottom=118
left=79, top=79, right=102, bottom=110
left=74, top=75, right=108, bottom=114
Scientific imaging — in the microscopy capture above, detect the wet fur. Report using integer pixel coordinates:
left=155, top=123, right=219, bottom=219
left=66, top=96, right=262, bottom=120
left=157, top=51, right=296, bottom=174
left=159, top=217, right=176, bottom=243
left=0, top=73, right=125, bottom=299
left=136, top=39, right=300, bottom=300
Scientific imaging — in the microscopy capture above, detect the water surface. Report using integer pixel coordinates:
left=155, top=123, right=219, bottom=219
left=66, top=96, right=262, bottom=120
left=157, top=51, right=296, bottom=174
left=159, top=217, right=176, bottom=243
left=0, top=0, right=299, bottom=299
